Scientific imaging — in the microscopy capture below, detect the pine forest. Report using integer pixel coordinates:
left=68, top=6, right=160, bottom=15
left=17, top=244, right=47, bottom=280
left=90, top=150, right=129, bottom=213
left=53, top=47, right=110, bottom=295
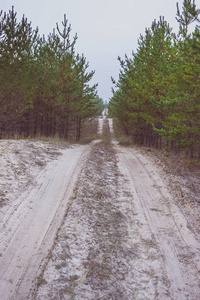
left=0, top=7, right=104, bottom=140
left=1, top=1, right=200, bottom=157
left=109, top=0, right=200, bottom=158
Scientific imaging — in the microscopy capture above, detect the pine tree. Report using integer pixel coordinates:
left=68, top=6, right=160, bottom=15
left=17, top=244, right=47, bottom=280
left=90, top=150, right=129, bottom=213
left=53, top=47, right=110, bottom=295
left=0, top=8, right=98, bottom=139
left=176, top=0, right=200, bottom=37
left=0, top=6, right=38, bottom=136
left=109, top=1, right=200, bottom=157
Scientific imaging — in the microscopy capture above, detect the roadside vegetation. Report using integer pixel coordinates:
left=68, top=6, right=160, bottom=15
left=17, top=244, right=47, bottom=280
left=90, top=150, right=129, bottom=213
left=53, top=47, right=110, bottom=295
left=0, top=7, right=104, bottom=140
left=109, top=0, right=200, bottom=159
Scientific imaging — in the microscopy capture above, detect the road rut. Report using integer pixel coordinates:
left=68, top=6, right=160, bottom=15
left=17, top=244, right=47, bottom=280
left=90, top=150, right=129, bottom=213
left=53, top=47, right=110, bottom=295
left=0, top=145, right=89, bottom=300
left=116, top=146, right=200, bottom=299
left=1, top=118, right=200, bottom=299
left=36, top=118, right=200, bottom=299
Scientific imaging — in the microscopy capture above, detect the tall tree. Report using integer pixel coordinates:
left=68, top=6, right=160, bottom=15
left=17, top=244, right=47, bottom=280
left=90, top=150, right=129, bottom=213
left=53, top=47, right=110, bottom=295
left=176, top=0, right=200, bottom=37
left=0, top=7, right=98, bottom=140
left=0, top=6, right=38, bottom=136
left=109, top=0, right=200, bottom=157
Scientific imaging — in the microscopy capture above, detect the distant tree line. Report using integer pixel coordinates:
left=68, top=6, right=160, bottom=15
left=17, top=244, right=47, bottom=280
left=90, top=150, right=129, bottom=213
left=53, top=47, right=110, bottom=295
left=109, top=0, right=200, bottom=158
left=0, top=7, right=104, bottom=140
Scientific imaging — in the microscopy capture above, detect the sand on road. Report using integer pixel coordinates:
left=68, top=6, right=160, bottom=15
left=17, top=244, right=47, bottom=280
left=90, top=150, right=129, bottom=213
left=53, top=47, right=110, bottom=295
left=0, top=143, right=89, bottom=300
left=1, top=117, right=200, bottom=300
left=36, top=118, right=200, bottom=299
left=116, top=145, right=200, bottom=299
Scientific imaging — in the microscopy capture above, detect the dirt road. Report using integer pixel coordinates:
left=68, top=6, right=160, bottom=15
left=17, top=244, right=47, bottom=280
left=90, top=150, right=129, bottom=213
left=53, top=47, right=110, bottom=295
left=36, top=119, right=200, bottom=299
left=0, top=118, right=200, bottom=299
left=0, top=144, right=89, bottom=300
left=116, top=146, right=200, bottom=299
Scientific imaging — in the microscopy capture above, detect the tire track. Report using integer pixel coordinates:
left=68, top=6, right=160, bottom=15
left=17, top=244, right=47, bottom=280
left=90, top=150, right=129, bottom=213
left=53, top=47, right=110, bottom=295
left=35, top=118, right=200, bottom=299
left=116, top=146, right=200, bottom=299
left=0, top=145, right=89, bottom=300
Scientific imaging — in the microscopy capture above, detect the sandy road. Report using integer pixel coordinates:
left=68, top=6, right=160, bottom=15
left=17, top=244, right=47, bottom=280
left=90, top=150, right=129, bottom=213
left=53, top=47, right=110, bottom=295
left=116, top=145, right=200, bottom=299
left=0, top=145, right=89, bottom=300
left=108, top=118, right=200, bottom=298
left=1, top=118, right=200, bottom=299
left=35, top=118, right=200, bottom=299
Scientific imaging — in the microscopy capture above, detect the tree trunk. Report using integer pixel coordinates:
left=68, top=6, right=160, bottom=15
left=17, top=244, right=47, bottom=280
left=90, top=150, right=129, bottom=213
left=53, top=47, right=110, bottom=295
left=76, top=116, right=81, bottom=141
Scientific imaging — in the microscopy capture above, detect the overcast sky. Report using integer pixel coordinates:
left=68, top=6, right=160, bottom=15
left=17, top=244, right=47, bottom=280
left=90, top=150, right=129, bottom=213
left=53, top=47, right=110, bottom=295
left=1, top=0, right=199, bottom=101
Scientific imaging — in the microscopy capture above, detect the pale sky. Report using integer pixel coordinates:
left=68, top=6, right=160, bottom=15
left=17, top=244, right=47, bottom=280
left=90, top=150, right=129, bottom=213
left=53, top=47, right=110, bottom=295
left=1, top=0, right=199, bottom=101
